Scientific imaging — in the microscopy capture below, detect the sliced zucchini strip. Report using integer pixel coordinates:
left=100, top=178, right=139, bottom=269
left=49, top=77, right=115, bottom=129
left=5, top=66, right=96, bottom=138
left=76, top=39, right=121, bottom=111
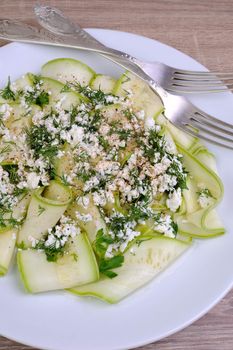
left=41, top=58, right=95, bottom=86
left=17, top=233, right=99, bottom=293
left=39, top=76, right=88, bottom=109
left=70, top=236, right=190, bottom=303
left=90, top=74, right=116, bottom=93
left=18, top=181, right=72, bottom=247
left=67, top=194, right=106, bottom=243
left=177, top=145, right=224, bottom=237
left=113, top=71, right=164, bottom=120
left=0, top=227, right=17, bottom=276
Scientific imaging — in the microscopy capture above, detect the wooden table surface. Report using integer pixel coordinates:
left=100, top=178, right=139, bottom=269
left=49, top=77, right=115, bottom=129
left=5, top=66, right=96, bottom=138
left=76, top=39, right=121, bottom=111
left=0, top=0, right=233, bottom=349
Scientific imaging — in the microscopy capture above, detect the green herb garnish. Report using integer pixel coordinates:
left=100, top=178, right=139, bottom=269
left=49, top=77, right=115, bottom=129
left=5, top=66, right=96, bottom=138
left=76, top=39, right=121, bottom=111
left=26, top=125, right=58, bottom=161
left=38, top=205, right=46, bottom=216
left=0, top=77, right=16, bottom=101
left=2, top=164, right=20, bottom=184
left=99, top=255, right=124, bottom=279
left=35, top=240, right=65, bottom=262
left=94, top=229, right=114, bottom=257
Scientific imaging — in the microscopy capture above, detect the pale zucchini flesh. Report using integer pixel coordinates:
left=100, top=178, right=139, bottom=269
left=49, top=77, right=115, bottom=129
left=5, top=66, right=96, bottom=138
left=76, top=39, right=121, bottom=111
left=67, top=195, right=106, bottom=243
left=0, top=228, right=17, bottom=276
left=70, top=236, right=190, bottom=303
left=175, top=145, right=224, bottom=237
left=90, top=74, right=116, bottom=93
left=18, top=181, right=72, bottom=247
left=17, top=233, right=99, bottom=293
left=39, top=76, right=87, bottom=110
left=41, top=58, right=95, bottom=86
left=114, top=71, right=164, bottom=120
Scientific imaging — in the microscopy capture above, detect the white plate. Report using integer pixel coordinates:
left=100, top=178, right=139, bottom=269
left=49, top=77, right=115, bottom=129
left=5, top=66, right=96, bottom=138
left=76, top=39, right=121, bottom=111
left=0, top=29, right=232, bottom=350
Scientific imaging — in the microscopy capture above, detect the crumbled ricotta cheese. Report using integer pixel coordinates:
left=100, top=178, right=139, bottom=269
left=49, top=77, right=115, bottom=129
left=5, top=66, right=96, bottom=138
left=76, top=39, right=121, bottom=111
left=144, top=117, right=156, bottom=130
left=166, top=188, right=182, bottom=212
left=26, top=172, right=40, bottom=190
left=198, top=189, right=214, bottom=208
left=76, top=211, right=92, bottom=223
left=154, top=214, right=176, bottom=238
left=0, top=103, right=12, bottom=120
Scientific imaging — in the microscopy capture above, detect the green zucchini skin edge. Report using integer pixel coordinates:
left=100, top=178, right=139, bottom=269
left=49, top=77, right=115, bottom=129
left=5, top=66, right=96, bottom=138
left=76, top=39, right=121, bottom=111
left=33, top=180, right=73, bottom=207
left=176, top=145, right=224, bottom=237
left=17, top=252, right=32, bottom=292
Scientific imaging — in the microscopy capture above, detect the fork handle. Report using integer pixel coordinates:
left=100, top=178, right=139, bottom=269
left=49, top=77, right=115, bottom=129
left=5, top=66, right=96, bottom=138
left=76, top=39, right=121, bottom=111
left=0, top=19, right=143, bottom=72
left=63, top=22, right=134, bottom=63
left=0, top=19, right=168, bottom=101
left=0, top=19, right=123, bottom=57
left=0, top=20, right=144, bottom=78
left=35, top=5, right=137, bottom=62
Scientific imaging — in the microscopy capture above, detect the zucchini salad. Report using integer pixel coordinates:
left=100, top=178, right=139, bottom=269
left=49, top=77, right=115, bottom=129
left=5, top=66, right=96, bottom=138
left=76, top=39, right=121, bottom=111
left=0, top=58, right=224, bottom=303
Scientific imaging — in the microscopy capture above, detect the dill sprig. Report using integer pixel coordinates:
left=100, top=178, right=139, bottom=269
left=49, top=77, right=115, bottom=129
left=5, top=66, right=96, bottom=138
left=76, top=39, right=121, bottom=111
left=24, top=89, right=49, bottom=108
left=25, top=125, right=58, bottom=160
left=61, top=81, right=116, bottom=105
left=2, top=164, right=20, bottom=184
left=167, top=157, right=188, bottom=190
left=0, top=144, right=12, bottom=155
left=35, top=240, right=65, bottom=262
left=0, top=77, right=16, bottom=101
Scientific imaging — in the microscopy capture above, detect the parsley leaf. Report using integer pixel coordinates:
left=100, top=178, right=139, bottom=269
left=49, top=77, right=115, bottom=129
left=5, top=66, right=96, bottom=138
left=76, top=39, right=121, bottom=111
left=94, top=229, right=114, bottom=257
left=99, top=255, right=124, bottom=279
left=25, top=89, right=49, bottom=108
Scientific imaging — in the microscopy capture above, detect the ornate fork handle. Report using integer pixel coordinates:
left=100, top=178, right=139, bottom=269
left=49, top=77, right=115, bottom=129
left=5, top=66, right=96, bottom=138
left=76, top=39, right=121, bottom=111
left=34, top=5, right=134, bottom=62
left=0, top=19, right=165, bottom=92
left=0, top=19, right=141, bottom=72
left=0, top=19, right=68, bottom=44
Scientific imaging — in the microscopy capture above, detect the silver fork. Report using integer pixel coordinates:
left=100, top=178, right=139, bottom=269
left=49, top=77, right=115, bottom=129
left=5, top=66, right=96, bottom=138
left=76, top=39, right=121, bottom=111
left=0, top=19, right=233, bottom=149
left=34, top=4, right=233, bottom=94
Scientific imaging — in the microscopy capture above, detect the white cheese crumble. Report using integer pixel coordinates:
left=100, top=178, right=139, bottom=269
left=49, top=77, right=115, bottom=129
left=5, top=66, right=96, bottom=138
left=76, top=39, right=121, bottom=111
left=26, top=172, right=40, bottom=190
left=198, top=189, right=214, bottom=208
left=0, top=103, right=12, bottom=120
left=154, top=214, right=176, bottom=238
left=30, top=216, right=80, bottom=250
left=166, top=188, right=182, bottom=212
left=76, top=211, right=92, bottom=223
left=76, top=195, right=90, bottom=209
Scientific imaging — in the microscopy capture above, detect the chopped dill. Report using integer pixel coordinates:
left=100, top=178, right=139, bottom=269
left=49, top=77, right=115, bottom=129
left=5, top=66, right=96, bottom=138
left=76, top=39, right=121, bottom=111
left=98, top=135, right=110, bottom=151
left=61, top=81, right=116, bottom=105
left=2, top=164, right=20, bottom=184
left=26, top=125, right=58, bottom=161
left=0, top=144, right=12, bottom=155
left=35, top=240, right=65, bottom=262
left=38, top=205, right=46, bottom=216
left=0, top=77, right=16, bottom=101
left=25, top=89, right=49, bottom=108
